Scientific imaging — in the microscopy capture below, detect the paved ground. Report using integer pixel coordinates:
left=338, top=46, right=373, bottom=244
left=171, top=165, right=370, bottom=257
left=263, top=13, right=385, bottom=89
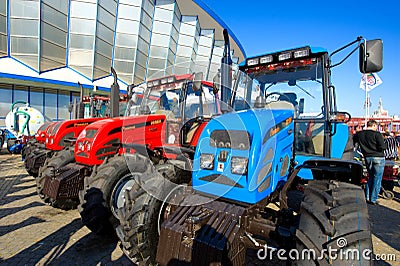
left=0, top=149, right=131, bottom=265
left=0, top=148, right=399, bottom=265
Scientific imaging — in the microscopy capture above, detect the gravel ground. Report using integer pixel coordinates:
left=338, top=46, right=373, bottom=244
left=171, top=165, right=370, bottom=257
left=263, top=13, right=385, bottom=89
left=0, top=149, right=399, bottom=265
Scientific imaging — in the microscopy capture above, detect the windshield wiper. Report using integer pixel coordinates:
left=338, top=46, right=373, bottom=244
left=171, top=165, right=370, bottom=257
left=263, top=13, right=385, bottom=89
left=296, top=84, right=315, bottom=99
left=263, top=82, right=276, bottom=96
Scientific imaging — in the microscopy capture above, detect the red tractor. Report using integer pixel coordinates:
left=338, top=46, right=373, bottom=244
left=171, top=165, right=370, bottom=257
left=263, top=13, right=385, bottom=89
left=33, top=73, right=133, bottom=209
left=21, top=122, right=52, bottom=160
left=23, top=89, right=115, bottom=178
left=76, top=71, right=220, bottom=234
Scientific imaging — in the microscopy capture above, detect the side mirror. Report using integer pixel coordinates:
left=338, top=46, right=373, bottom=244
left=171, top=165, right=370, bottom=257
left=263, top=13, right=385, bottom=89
left=360, top=39, right=383, bottom=73
left=192, top=72, right=203, bottom=92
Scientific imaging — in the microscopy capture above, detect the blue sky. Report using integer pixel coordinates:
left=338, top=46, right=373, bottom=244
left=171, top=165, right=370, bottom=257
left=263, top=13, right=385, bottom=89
left=200, top=0, right=400, bottom=117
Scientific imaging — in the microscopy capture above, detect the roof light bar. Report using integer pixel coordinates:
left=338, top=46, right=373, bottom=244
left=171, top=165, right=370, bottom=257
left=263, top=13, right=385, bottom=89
left=245, top=46, right=312, bottom=68
left=147, top=75, right=177, bottom=88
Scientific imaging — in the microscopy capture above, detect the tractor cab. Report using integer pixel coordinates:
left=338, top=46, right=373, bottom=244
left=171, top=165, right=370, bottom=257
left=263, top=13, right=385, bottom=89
left=122, top=69, right=219, bottom=160
left=238, top=47, right=330, bottom=166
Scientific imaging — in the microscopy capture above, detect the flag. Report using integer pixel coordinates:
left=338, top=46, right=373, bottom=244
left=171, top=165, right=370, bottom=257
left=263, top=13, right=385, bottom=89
left=360, top=73, right=383, bottom=92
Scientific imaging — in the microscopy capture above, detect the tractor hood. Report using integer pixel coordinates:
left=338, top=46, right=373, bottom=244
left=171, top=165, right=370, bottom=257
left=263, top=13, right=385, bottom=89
left=75, top=114, right=167, bottom=166
left=193, top=107, right=295, bottom=204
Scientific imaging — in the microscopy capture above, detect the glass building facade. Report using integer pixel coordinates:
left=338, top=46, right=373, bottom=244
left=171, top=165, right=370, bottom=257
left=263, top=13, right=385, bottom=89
left=0, top=0, right=245, bottom=124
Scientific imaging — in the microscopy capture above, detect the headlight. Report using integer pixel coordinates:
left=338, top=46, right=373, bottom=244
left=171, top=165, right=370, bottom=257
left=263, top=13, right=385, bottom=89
left=231, top=157, right=248, bottom=175
left=45, top=138, right=48, bottom=144
left=200, top=154, right=214, bottom=170
left=78, top=142, right=84, bottom=151
left=87, top=143, right=91, bottom=152
left=50, top=138, right=54, bottom=145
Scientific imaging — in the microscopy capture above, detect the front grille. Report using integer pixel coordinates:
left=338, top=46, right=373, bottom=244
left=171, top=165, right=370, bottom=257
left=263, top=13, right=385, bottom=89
left=199, top=174, right=243, bottom=188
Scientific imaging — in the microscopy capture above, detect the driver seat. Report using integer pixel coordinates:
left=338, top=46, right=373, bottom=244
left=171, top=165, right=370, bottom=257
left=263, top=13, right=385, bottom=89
left=264, top=101, right=295, bottom=111
left=264, top=93, right=297, bottom=116
left=279, top=93, right=298, bottom=107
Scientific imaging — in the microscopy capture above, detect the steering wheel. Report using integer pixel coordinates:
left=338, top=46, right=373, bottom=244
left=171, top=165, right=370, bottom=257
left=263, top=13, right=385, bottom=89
left=265, top=92, right=291, bottom=103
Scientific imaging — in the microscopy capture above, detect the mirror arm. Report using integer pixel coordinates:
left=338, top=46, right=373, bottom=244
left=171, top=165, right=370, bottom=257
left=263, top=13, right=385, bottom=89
left=328, top=36, right=363, bottom=69
left=330, top=46, right=359, bottom=69
left=330, top=36, right=363, bottom=58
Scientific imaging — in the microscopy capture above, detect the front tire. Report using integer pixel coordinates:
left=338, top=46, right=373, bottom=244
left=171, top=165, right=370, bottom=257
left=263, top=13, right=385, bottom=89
left=296, top=180, right=372, bottom=265
left=78, top=153, right=153, bottom=235
left=116, top=163, right=185, bottom=265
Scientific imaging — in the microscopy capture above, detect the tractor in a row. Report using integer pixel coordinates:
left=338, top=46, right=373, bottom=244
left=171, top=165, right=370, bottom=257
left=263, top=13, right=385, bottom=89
left=23, top=80, right=129, bottom=178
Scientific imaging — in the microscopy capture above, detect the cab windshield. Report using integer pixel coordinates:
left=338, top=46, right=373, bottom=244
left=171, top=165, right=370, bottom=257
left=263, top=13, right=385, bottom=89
left=235, top=57, right=324, bottom=118
left=140, top=75, right=218, bottom=122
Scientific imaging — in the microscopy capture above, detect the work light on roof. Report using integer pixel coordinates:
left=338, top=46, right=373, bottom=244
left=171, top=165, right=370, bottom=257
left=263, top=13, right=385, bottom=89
left=260, top=55, right=273, bottom=64
left=293, top=48, right=310, bottom=58
left=278, top=52, right=292, bottom=61
left=167, top=76, right=175, bottom=83
left=247, top=58, right=259, bottom=66
left=161, top=78, right=168, bottom=84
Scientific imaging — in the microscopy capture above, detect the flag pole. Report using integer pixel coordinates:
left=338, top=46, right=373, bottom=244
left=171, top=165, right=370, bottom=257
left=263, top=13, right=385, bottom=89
left=364, top=74, right=368, bottom=128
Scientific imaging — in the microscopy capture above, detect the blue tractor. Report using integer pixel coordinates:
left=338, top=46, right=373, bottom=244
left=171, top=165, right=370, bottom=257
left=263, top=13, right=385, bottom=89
left=116, top=35, right=383, bottom=265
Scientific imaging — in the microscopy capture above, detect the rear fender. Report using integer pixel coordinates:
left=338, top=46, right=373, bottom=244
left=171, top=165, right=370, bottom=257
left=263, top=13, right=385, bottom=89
left=300, top=159, right=363, bottom=185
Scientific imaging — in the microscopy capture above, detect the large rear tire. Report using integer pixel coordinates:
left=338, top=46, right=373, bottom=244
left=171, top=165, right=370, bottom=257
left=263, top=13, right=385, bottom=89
left=295, top=180, right=372, bottom=265
left=36, top=146, right=76, bottom=210
left=116, top=163, right=186, bottom=265
left=78, top=154, right=153, bottom=235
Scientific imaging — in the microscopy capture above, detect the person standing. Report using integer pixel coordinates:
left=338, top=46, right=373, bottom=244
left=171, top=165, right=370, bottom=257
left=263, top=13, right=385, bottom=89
left=353, top=120, right=387, bottom=205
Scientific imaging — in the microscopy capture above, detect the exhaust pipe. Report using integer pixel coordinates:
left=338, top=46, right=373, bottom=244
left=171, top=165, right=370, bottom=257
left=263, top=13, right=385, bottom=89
left=220, top=29, right=232, bottom=112
left=110, top=67, right=120, bottom=118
